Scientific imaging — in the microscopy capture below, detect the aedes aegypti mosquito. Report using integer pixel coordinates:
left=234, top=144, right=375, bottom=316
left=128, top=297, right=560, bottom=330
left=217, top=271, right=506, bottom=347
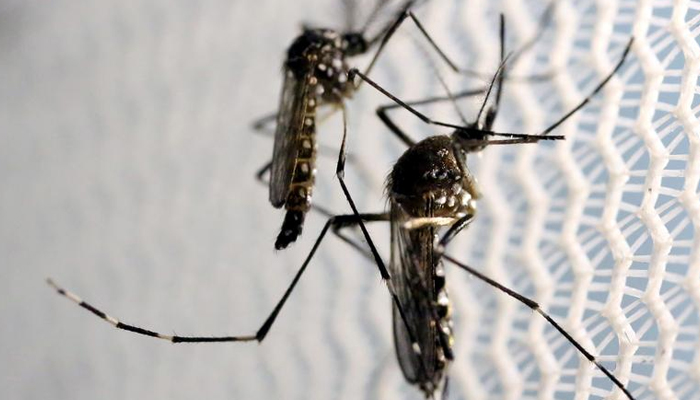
left=251, top=0, right=423, bottom=250
left=340, top=31, right=636, bottom=399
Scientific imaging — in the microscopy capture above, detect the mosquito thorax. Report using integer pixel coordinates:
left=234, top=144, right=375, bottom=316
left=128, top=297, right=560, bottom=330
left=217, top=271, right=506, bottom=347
left=388, top=136, right=475, bottom=217
left=285, top=28, right=354, bottom=103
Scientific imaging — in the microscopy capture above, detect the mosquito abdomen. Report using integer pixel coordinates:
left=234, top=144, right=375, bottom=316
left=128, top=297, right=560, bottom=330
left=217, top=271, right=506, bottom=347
left=275, top=98, right=317, bottom=250
left=275, top=209, right=306, bottom=250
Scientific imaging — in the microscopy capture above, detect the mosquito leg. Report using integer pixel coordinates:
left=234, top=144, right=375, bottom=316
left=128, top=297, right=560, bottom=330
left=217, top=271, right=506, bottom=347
left=331, top=227, right=373, bottom=261
left=409, top=0, right=559, bottom=79
left=436, top=213, right=475, bottom=251
left=439, top=254, right=634, bottom=400
left=540, top=37, right=634, bottom=136
left=357, top=31, right=634, bottom=143
left=47, top=208, right=384, bottom=344
left=376, top=106, right=415, bottom=147
left=371, top=3, right=556, bottom=81
left=350, top=68, right=563, bottom=141
left=379, top=88, right=490, bottom=113
left=256, top=161, right=273, bottom=186
left=307, top=202, right=388, bottom=262
left=334, top=213, right=390, bottom=261
left=329, top=212, right=390, bottom=261
left=376, top=87, right=489, bottom=148
left=350, top=67, right=461, bottom=131
left=357, top=0, right=557, bottom=115
left=334, top=105, right=385, bottom=267
left=360, top=2, right=413, bottom=79
left=48, top=278, right=253, bottom=343
left=359, top=0, right=403, bottom=38
left=360, top=0, right=471, bottom=80
left=330, top=212, right=389, bottom=228
left=251, top=112, right=278, bottom=137
left=335, top=104, right=432, bottom=379
left=362, top=7, right=474, bottom=79
left=250, top=112, right=279, bottom=185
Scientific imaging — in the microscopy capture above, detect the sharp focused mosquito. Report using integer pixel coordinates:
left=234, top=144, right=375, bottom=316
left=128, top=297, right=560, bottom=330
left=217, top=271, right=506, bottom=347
left=47, top=5, right=635, bottom=400
left=339, top=31, right=635, bottom=400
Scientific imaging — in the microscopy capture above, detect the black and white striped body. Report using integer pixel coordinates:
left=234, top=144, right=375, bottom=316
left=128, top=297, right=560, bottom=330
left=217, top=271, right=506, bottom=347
left=271, top=29, right=362, bottom=249
left=387, top=135, right=479, bottom=396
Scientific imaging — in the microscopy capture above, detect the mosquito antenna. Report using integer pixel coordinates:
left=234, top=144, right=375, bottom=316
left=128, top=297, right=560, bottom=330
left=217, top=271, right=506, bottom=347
left=492, top=14, right=506, bottom=118
left=474, top=51, right=512, bottom=125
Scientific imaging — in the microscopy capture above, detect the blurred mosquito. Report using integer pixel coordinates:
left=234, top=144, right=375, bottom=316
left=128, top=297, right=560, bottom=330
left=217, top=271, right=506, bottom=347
left=253, top=0, right=553, bottom=250
left=250, top=0, right=418, bottom=250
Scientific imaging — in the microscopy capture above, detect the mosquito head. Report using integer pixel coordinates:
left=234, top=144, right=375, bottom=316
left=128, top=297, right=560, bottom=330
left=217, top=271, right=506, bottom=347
left=452, top=124, right=489, bottom=153
left=342, top=32, right=368, bottom=56
left=388, top=136, right=474, bottom=217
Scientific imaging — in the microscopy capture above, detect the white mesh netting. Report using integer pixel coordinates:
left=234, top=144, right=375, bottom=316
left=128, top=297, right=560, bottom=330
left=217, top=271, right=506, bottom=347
left=2, top=0, right=699, bottom=399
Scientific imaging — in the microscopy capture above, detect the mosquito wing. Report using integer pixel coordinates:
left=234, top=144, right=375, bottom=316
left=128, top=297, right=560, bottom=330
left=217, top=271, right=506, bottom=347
left=389, top=203, right=443, bottom=388
left=269, top=67, right=314, bottom=208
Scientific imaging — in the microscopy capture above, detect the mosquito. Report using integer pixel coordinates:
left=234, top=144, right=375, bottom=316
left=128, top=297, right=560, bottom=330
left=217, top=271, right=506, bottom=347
left=249, top=0, right=415, bottom=250
left=339, top=33, right=636, bottom=400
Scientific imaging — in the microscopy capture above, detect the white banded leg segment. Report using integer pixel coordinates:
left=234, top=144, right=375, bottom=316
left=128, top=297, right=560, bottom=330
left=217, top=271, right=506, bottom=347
left=46, top=278, right=256, bottom=343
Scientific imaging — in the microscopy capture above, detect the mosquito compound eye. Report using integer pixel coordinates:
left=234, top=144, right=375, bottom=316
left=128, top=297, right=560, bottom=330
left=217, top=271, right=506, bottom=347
left=342, top=33, right=368, bottom=56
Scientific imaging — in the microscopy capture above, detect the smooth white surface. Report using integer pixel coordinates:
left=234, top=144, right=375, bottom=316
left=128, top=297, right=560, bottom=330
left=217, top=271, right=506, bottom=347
left=1, top=1, right=699, bottom=399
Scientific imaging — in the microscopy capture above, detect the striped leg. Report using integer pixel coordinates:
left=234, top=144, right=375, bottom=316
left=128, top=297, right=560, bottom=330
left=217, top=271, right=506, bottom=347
left=48, top=212, right=375, bottom=344
left=48, top=205, right=413, bottom=345
left=47, top=278, right=256, bottom=343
